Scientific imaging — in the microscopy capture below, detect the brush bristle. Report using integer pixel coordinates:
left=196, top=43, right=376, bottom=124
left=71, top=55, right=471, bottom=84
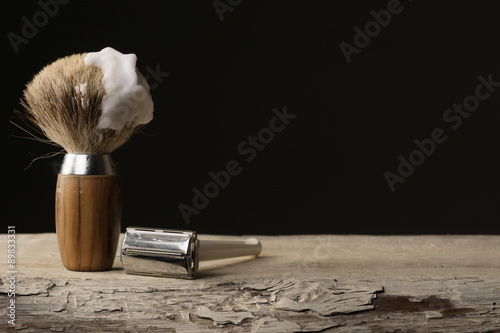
left=21, top=53, right=138, bottom=154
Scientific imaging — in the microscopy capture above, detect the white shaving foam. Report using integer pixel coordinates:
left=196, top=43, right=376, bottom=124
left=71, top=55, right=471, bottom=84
left=78, top=83, right=87, bottom=95
left=74, top=83, right=89, bottom=108
left=84, top=47, right=154, bottom=131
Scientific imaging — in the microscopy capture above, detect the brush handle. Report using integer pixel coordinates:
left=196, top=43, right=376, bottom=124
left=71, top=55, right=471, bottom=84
left=55, top=174, right=121, bottom=271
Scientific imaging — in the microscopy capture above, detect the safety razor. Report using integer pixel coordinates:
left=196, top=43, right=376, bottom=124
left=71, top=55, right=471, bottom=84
left=121, top=227, right=262, bottom=279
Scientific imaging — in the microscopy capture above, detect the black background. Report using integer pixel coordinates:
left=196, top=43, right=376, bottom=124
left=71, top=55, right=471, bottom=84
left=2, top=0, right=500, bottom=235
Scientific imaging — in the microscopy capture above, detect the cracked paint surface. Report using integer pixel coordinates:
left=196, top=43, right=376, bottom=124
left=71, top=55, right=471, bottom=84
left=1, top=234, right=499, bottom=332
left=0, top=277, right=380, bottom=332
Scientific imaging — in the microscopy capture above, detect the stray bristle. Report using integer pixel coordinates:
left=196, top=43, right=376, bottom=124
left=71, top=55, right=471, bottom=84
left=21, top=53, right=138, bottom=154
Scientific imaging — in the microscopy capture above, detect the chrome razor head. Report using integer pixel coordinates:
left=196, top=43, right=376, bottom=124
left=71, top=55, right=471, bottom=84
left=121, top=227, right=199, bottom=279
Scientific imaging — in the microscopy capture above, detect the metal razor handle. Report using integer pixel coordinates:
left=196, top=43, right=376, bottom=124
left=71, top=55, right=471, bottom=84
left=121, top=227, right=262, bottom=279
left=198, top=238, right=262, bottom=261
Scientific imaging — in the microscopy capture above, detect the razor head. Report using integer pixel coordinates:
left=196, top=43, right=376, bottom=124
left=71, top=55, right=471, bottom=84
left=121, top=227, right=199, bottom=279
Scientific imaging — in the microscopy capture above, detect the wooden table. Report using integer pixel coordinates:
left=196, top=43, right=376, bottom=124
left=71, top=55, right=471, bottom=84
left=1, top=234, right=499, bottom=332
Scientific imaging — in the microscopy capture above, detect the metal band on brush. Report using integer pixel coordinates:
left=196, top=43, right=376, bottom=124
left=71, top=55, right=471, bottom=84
left=59, top=154, right=118, bottom=175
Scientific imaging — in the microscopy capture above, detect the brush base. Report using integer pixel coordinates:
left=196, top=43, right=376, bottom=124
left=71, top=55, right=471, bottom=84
left=55, top=174, right=121, bottom=271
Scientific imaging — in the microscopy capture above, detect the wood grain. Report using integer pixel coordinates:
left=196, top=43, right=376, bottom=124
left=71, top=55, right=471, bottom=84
left=55, top=174, right=121, bottom=271
left=1, top=234, right=499, bottom=332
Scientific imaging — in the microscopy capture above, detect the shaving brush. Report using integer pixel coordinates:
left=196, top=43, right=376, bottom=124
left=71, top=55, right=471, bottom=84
left=21, top=48, right=154, bottom=271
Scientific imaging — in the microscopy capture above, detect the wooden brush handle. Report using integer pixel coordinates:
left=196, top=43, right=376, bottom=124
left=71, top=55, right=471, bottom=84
left=55, top=174, right=121, bottom=271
